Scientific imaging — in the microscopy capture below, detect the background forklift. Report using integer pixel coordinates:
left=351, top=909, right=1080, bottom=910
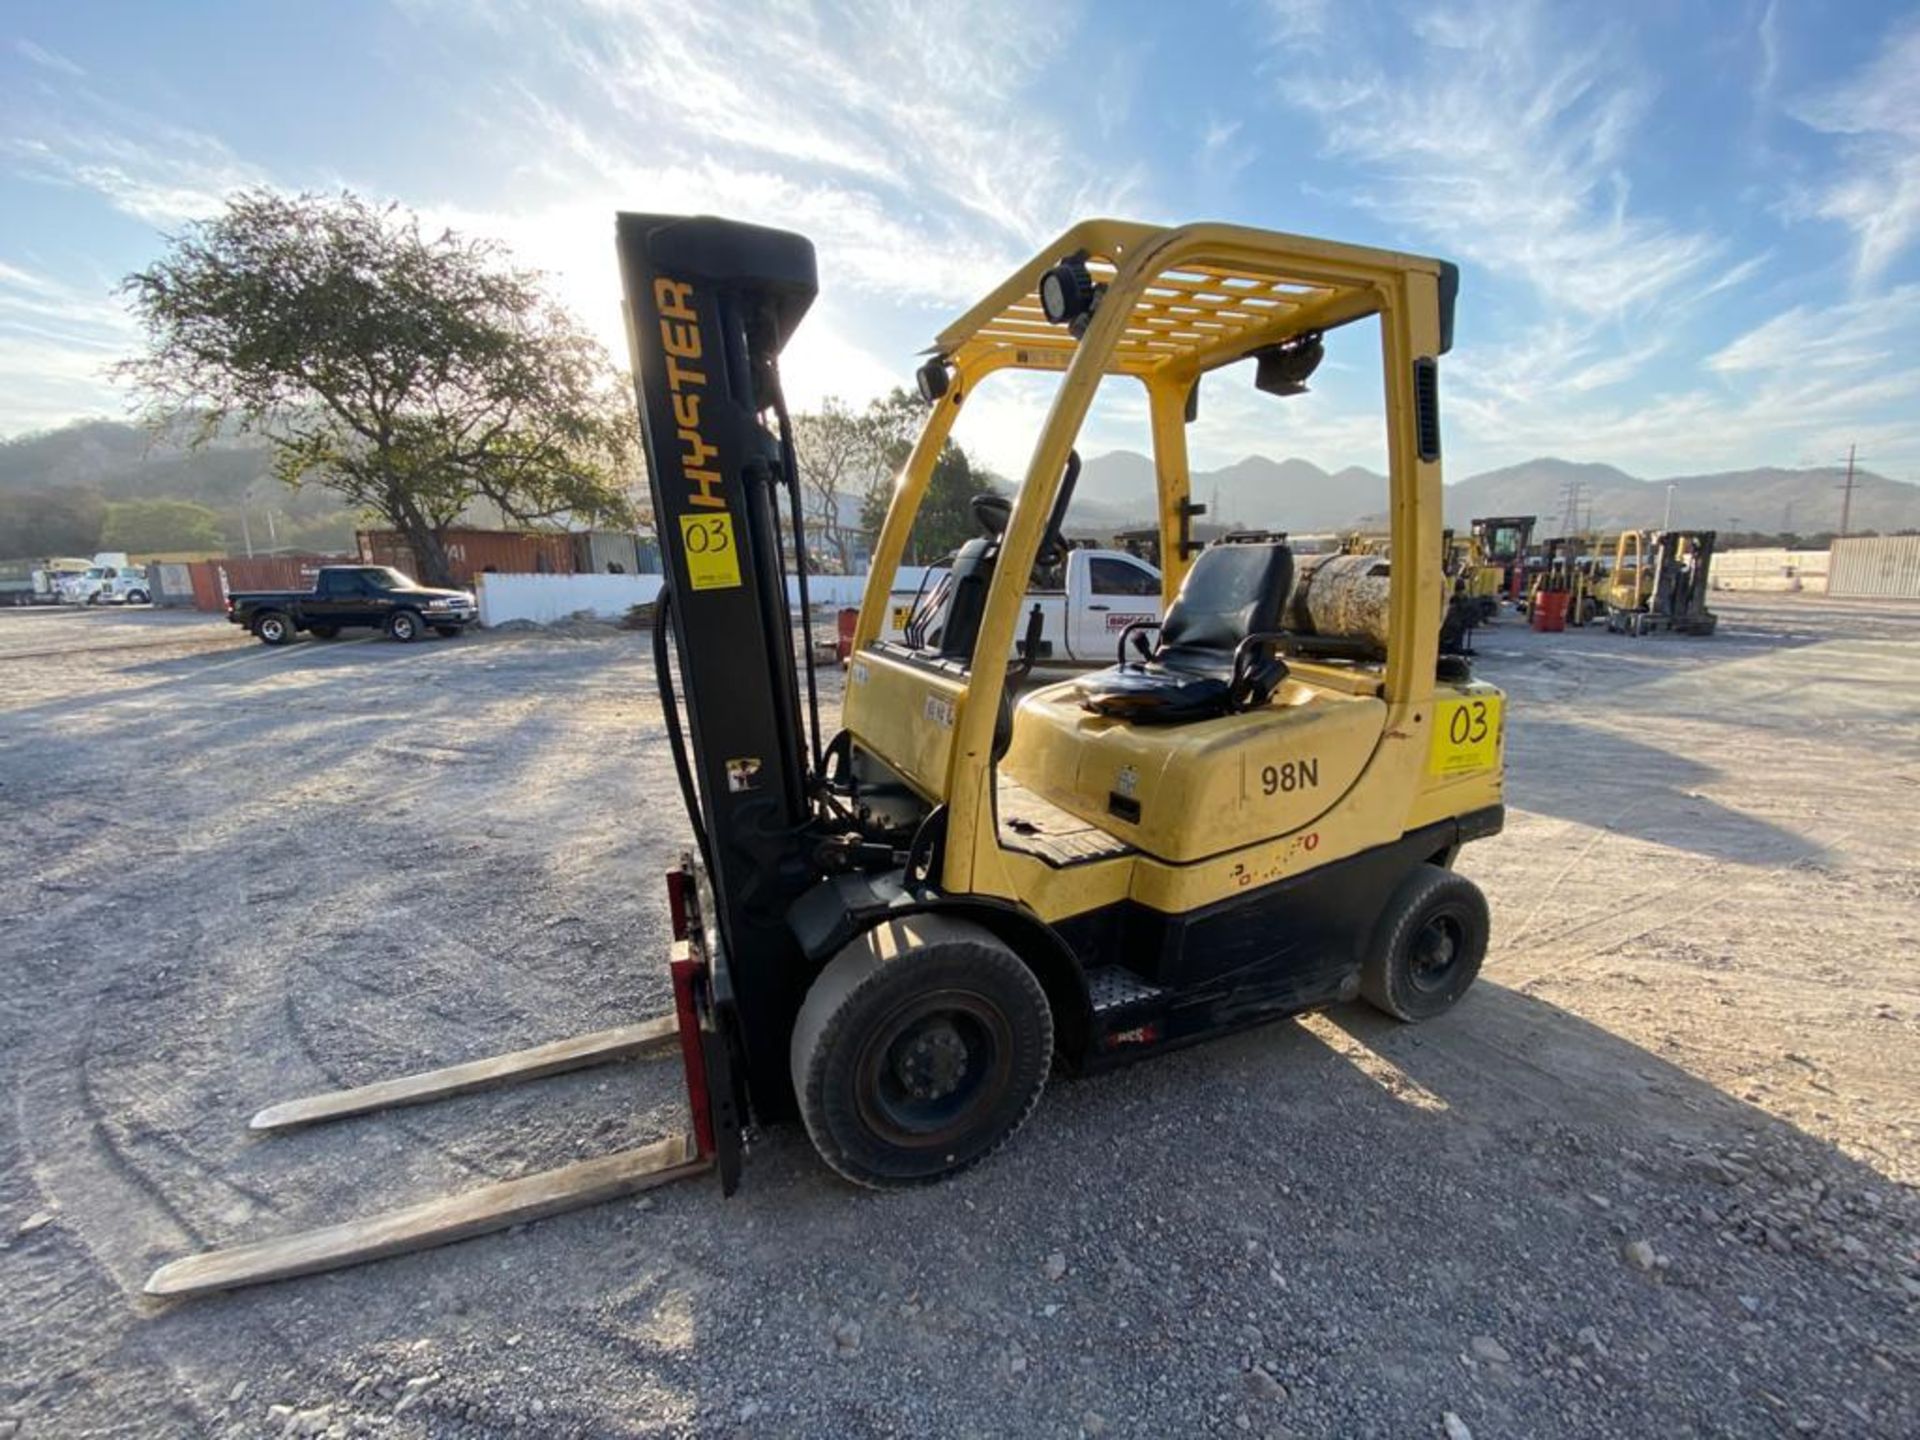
left=1522, top=535, right=1594, bottom=630
left=147, top=215, right=1505, bottom=1295
left=1469, top=514, right=1536, bottom=609
left=1604, top=530, right=1719, bottom=635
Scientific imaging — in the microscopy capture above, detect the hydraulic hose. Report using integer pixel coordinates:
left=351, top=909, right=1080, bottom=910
left=651, top=586, right=712, bottom=872
left=770, top=382, right=825, bottom=778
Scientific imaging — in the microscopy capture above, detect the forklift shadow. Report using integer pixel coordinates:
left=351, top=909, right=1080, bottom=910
left=1501, top=717, right=1827, bottom=867
left=1030, top=976, right=1911, bottom=1283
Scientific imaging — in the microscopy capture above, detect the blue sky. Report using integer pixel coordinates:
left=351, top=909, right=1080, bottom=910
left=2, top=0, right=1916, bottom=484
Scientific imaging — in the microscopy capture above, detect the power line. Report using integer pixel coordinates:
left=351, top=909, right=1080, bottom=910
left=1558, top=478, right=1586, bottom=535
left=1837, top=443, right=1860, bottom=537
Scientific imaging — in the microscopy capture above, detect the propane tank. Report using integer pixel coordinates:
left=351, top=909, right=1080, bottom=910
left=1289, top=552, right=1395, bottom=649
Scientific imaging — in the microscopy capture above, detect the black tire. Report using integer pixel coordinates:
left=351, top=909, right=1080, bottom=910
left=307, top=624, right=339, bottom=639
left=791, top=916, right=1052, bottom=1188
left=432, top=625, right=460, bottom=638
left=126, top=589, right=150, bottom=605
left=253, top=611, right=295, bottom=646
left=386, top=609, right=422, bottom=642
left=1360, top=864, right=1489, bottom=1022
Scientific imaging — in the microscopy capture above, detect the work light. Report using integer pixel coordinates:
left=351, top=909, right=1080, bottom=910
left=916, top=355, right=951, bottom=403
left=1038, top=255, right=1097, bottom=326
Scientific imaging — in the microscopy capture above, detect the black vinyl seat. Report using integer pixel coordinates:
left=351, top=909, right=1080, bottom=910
left=1076, top=540, right=1295, bottom=724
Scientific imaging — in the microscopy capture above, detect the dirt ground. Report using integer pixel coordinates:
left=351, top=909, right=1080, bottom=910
left=1, top=594, right=1915, bottom=1439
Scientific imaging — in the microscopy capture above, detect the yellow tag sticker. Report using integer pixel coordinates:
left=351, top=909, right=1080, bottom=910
left=890, top=604, right=912, bottom=631
left=1430, top=694, right=1502, bottom=777
left=678, top=513, right=741, bottom=590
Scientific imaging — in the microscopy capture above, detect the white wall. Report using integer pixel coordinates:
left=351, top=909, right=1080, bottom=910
left=1712, top=547, right=1829, bottom=593
left=477, top=573, right=662, bottom=625
left=475, top=568, right=934, bottom=626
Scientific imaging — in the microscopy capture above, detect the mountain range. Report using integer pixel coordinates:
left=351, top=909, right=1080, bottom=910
left=5, top=417, right=1916, bottom=550
left=1071, top=451, right=1920, bottom=538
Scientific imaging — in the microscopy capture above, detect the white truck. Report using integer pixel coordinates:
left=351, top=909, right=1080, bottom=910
left=60, top=554, right=152, bottom=606
left=885, top=547, right=1164, bottom=666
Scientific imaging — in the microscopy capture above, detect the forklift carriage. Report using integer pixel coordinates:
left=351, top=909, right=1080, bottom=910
left=145, top=216, right=1505, bottom=1296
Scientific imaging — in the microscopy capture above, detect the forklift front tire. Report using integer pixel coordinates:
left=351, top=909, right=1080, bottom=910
left=791, top=917, right=1053, bottom=1189
left=1360, top=864, right=1489, bottom=1022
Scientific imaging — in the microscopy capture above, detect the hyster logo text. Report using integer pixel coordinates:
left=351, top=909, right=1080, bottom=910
left=654, top=279, right=724, bottom=510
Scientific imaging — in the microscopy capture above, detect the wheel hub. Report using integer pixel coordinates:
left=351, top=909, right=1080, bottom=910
left=1409, top=914, right=1462, bottom=990
left=893, top=1021, right=969, bottom=1100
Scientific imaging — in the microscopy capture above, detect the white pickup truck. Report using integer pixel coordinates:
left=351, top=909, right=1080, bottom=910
left=885, top=547, right=1164, bottom=666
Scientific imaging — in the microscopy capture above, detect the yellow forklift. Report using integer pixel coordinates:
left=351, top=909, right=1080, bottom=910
left=1599, top=530, right=1652, bottom=615
left=1469, top=514, right=1536, bottom=610
left=145, top=216, right=1506, bottom=1295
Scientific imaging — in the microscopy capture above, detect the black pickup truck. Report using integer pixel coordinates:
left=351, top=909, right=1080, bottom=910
left=227, top=565, right=477, bottom=645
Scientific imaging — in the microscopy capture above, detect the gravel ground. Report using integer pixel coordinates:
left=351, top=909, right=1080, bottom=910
left=1, top=595, right=1916, bottom=1439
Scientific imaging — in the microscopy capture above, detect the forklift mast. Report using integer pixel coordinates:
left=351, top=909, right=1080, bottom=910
left=616, top=214, right=825, bottom=1118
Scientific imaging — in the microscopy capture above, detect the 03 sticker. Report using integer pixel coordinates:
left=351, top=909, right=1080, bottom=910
left=678, top=513, right=742, bottom=590
left=1429, top=695, right=1501, bottom=777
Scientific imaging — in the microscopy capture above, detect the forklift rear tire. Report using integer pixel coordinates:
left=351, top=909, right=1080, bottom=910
left=791, top=917, right=1052, bottom=1189
left=1360, top=864, right=1489, bottom=1022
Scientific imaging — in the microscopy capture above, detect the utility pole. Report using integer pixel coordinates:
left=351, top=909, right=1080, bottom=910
left=1837, top=443, right=1858, bottom=537
left=1662, top=482, right=1675, bottom=531
left=1559, top=479, right=1586, bottom=535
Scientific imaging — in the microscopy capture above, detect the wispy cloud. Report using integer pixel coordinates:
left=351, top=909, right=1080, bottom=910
left=415, top=0, right=1146, bottom=468
left=0, top=259, right=137, bottom=432
left=3, top=105, right=267, bottom=227
left=1450, top=286, right=1920, bottom=473
left=1264, top=0, right=1723, bottom=321
left=14, top=38, right=84, bottom=78
left=1787, top=15, right=1920, bottom=288
left=1197, top=117, right=1256, bottom=186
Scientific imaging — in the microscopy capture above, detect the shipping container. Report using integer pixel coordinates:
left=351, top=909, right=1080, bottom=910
left=357, top=528, right=576, bottom=586
left=147, top=562, right=197, bottom=607
left=184, top=554, right=345, bottom=611
left=570, top=529, right=662, bottom=575
left=1827, top=536, right=1920, bottom=600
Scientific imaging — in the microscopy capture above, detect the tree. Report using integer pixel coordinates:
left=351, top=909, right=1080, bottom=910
left=100, top=498, right=225, bottom=552
left=118, top=190, right=639, bottom=585
left=0, top=489, right=104, bottom=555
left=841, top=387, right=1006, bottom=564
left=790, top=397, right=867, bottom=573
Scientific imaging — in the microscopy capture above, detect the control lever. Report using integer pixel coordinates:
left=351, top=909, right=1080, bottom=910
left=1011, top=602, right=1045, bottom=683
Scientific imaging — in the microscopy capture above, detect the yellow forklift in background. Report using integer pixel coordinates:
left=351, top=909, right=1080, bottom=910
left=1469, top=514, right=1536, bottom=609
left=1523, top=535, right=1596, bottom=629
left=145, top=215, right=1507, bottom=1296
left=1599, top=530, right=1652, bottom=615
left=1449, top=528, right=1505, bottom=622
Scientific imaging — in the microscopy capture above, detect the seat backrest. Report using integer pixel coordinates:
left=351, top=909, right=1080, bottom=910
left=1159, top=541, right=1295, bottom=658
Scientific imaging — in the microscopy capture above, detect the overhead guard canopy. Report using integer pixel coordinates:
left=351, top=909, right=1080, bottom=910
left=928, top=219, right=1457, bottom=382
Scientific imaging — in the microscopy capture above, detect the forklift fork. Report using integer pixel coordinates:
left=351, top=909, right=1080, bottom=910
left=144, top=869, right=731, bottom=1299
